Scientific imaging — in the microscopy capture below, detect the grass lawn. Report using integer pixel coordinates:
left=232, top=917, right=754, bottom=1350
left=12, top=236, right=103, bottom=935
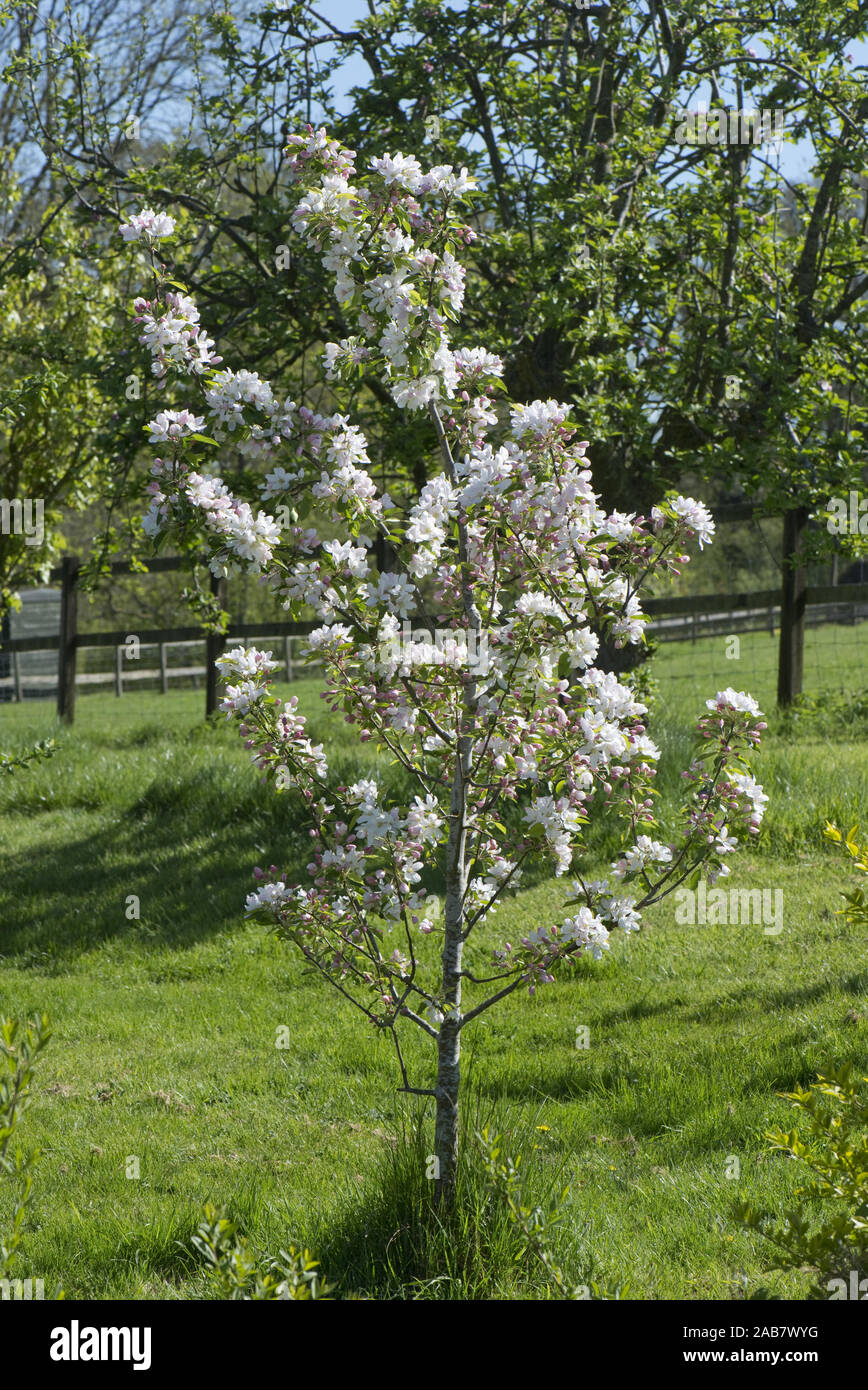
left=1, top=644, right=867, bottom=1299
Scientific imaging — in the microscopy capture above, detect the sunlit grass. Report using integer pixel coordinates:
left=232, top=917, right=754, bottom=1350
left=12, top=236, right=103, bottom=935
left=0, top=667, right=866, bottom=1299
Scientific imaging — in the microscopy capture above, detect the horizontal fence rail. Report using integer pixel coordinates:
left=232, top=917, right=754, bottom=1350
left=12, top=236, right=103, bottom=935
left=5, top=585, right=868, bottom=659
left=0, top=634, right=323, bottom=697
left=642, top=583, right=868, bottom=615
left=1, top=620, right=318, bottom=655
left=643, top=585, right=868, bottom=644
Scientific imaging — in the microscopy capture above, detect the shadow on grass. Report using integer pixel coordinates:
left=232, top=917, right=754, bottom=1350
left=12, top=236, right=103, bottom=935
left=0, top=721, right=440, bottom=967
left=681, top=970, right=868, bottom=1024
left=70, top=1101, right=599, bottom=1301
left=0, top=772, right=313, bottom=966
left=467, top=1028, right=868, bottom=1149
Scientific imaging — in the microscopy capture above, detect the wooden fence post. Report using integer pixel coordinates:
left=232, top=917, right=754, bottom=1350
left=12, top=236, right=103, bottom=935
left=12, top=650, right=21, bottom=702
left=57, top=555, right=79, bottom=723
left=777, top=507, right=809, bottom=707
left=115, top=646, right=124, bottom=697
left=160, top=643, right=169, bottom=694
left=205, top=574, right=228, bottom=717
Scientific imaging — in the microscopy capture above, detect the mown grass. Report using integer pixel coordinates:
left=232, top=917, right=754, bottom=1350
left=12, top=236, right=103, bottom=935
left=0, top=640, right=867, bottom=1299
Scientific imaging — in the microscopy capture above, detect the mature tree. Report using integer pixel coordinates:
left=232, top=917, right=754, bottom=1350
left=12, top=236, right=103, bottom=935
left=0, top=0, right=196, bottom=608
left=0, top=200, right=127, bottom=610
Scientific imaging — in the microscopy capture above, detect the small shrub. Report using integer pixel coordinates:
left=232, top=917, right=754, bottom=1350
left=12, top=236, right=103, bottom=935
left=736, top=1065, right=868, bottom=1298
left=476, top=1128, right=627, bottom=1299
left=824, top=821, right=868, bottom=928
left=191, top=1205, right=331, bottom=1300
left=0, top=1014, right=52, bottom=1283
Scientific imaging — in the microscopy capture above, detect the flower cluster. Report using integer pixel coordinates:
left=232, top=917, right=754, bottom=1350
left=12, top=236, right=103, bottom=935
left=675, top=689, right=769, bottom=880
left=286, top=125, right=485, bottom=414
left=142, top=459, right=282, bottom=575
left=120, top=208, right=176, bottom=241
left=523, top=796, right=586, bottom=876
left=134, top=294, right=221, bottom=380
left=652, top=494, right=715, bottom=549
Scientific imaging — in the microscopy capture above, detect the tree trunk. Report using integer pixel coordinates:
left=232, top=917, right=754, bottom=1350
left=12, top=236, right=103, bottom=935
left=434, top=1010, right=461, bottom=1205
left=428, top=402, right=478, bottom=1210
left=434, top=738, right=469, bottom=1207
left=205, top=573, right=228, bottom=718
left=777, top=505, right=808, bottom=707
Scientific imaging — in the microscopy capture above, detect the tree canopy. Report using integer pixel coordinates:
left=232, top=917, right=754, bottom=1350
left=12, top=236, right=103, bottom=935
left=3, top=0, right=868, bottom=599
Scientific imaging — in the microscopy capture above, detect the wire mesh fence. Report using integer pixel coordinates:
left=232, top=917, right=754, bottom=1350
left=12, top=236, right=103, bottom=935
left=651, top=618, right=868, bottom=718
left=644, top=510, right=868, bottom=713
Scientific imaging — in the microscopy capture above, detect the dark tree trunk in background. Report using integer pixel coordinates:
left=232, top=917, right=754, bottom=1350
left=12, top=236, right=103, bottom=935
left=205, top=574, right=228, bottom=717
left=777, top=506, right=808, bottom=707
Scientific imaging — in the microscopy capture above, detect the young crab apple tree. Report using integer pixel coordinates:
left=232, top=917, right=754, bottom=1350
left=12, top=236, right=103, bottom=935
left=121, top=128, right=766, bottom=1204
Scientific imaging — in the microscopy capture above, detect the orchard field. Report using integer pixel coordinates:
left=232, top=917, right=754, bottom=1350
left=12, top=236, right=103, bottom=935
left=2, top=633, right=867, bottom=1299
left=2, top=0, right=868, bottom=1334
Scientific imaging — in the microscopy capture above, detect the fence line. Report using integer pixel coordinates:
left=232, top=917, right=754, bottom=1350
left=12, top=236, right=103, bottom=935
left=0, top=634, right=322, bottom=698
left=4, top=583, right=868, bottom=719
left=4, top=543, right=868, bottom=724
